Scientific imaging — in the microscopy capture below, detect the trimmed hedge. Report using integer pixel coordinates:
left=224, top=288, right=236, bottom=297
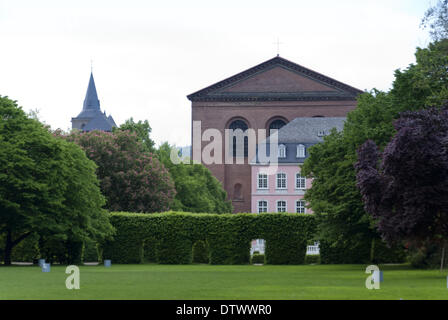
left=305, top=254, right=320, bottom=264
left=192, top=240, right=209, bottom=264
left=251, top=253, right=265, bottom=264
left=319, top=238, right=407, bottom=264
left=102, top=212, right=317, bottom=265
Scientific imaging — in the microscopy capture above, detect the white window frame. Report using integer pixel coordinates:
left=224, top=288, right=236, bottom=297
left=276, top=200, right=287, bottom=213
left=276, top=172, right=287, bottom=190
left=296, top=200, right=306, bottom=213
left=257, top=173, right=268, bottom=190
left=278, top=144, right=286, bottom=158
left=295, top=173, right=306, bottom=190
left=297, top=144, right=306, bottom=158
left=257, top=200, right=268, bottom=213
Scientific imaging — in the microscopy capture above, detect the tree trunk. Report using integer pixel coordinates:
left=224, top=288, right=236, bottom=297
left=4, top=230, right=12, bottom=266
left=370, top=238, right=376, bottom=263
left=441, top=242, right=446, bottom=272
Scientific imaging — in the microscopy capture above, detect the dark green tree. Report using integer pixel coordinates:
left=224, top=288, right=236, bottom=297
left=0, top=96, right=113, bottom=265
left=157, top=142, right=232, bottom=213
left=113, top=117, right=156, bottom=153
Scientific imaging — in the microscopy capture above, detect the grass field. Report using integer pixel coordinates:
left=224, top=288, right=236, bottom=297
left=1, top=264, right=448, bottom=300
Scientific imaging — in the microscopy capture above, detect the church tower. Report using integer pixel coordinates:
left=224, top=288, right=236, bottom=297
left=71, top=72, right=117, bottom=131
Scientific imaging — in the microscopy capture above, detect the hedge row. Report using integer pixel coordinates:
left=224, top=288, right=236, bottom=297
left=319, top=238, right=406, bottom=264
left=102, top=212, right=317, bottom=265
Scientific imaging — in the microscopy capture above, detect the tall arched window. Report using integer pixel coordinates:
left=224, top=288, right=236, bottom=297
left=268, top=119, right=286, bottom=135
left=229, top=119, right=248, bottom=157
left=233, top=183, right=243, bottom=200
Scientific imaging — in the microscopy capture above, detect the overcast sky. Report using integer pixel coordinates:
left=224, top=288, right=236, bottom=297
left=0, top=0, right=433, bottom=147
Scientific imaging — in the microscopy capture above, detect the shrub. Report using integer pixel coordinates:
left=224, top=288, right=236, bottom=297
left=305, top=254, right=320, bottom=264
left=251, top=253, right=265, bottom=264
left=102, top=212, right=317, bottom=265
left=192, top=240, right=209, bottom=264
left=319, top=238, right=407, bottom=264
left=407, top=240, right=448, bottom=269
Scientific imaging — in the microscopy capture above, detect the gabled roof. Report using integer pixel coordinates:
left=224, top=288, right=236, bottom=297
left=187, top=56, right=363, bottom=102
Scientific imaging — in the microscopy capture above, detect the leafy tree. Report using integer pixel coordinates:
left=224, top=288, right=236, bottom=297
left=65, top=130, right=175, bottom=213
left=157, top=142, right=232, bottom=213
left=113, top=118, right=155, bottom=153
left=301, top=91, right=396, bottom=261
left=421, top=0, right=448, bottom=41
left=0, top=96, right=113, bottom=265
left=301, top=40, right=448, bottom=261
left=355, top=107, right=448, bottom=267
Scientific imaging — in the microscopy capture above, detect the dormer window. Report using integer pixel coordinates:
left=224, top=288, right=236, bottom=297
left=317, top=130, right=326, bottom=137
left=296, top=144, right=305, bottom=158
left=278, top=144, right=286, bottom=158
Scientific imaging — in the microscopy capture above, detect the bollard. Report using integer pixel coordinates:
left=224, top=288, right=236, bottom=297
left=42, top=263, right=51, bottom=272
left=104, top=259, right=111, bottom=267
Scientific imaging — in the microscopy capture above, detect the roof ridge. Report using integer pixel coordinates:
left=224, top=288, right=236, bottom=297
left=187, top=56, right=363, bottom=102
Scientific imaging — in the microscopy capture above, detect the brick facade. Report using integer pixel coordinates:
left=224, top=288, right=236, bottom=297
left=188, top=56, right=361, bottom=213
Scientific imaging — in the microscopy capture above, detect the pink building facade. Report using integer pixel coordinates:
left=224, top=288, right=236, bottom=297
left=249, top=117, right=346, bottom=214
left=251, top=165, right=312, bottom=214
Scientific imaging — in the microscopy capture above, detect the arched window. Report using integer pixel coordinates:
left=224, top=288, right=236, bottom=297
left=297, top=144, right=306, bottom=158
left=278, top=144, right=286, bottom=158
left=233, top=183, right=243, bottom=200
left=267, top=118, right=287, bottom=136
left=269, top=119, right=286, bottom=131
left=229, top=120, right=248, bottom=157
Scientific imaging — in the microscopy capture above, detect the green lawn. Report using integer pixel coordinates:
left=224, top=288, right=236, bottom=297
left=1, top=264, right=448, bottom=300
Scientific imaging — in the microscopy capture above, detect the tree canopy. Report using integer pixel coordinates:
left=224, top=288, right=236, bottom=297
left=113, top=117, right=156, bottom=153
left=301, top=40, right=448, bottom=260
left=356, top=107, right=448, bottom=246
left=0, top=96, right=113, bottom=265
left=65, top=130, right=176, bottom=213
left=157, top=142, right=232, bottom=213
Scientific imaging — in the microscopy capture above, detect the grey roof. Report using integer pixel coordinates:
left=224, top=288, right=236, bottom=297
left=273, top=117, right=346, bottom=144
left=251, top=117, right=346, bottom=164
left=83, top=73, right=100, bottom=110
left=82, top=111, right=117, bottom=131
left=71, top=72, right=117, bottom=132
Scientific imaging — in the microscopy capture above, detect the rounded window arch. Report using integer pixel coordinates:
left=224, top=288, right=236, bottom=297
left=233, top=183, right=243, bottom=200
left=266, top=117, right=288, bottom=136
left=228, top=118, right=249, bottom=157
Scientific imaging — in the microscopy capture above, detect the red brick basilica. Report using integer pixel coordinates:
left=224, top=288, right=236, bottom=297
left=188, top=56, right=362, bottom=213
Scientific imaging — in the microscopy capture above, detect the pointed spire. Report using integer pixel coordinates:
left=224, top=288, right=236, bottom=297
left=83, top=72, right=100, bottom=110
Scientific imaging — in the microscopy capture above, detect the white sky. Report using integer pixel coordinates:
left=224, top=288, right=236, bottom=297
left=0, top=0, right=433, bottom=147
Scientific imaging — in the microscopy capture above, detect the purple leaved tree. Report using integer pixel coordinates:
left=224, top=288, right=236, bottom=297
left=355, top=106, right=448, bottom=270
